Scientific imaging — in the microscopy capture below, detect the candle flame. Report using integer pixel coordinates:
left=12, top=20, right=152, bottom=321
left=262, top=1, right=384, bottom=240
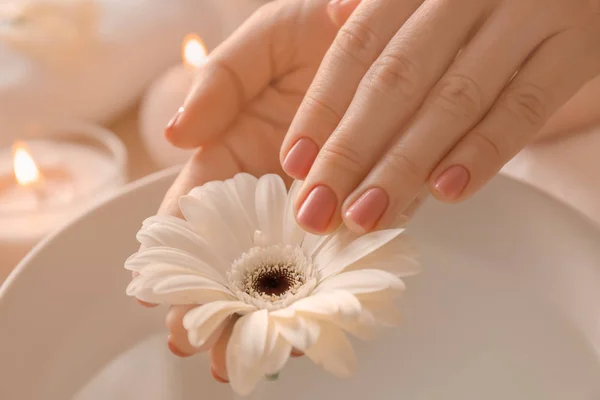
left=12, top=142, right=41, bottom=186
left=182, top=34, right=208, bottom=68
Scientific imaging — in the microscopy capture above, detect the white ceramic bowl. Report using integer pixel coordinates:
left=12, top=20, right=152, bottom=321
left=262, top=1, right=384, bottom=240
left=1, top=168, right=600, bottom=400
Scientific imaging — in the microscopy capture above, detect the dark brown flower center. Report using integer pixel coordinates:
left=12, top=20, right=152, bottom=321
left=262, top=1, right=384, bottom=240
left=246, top=263, right=305, bottom=298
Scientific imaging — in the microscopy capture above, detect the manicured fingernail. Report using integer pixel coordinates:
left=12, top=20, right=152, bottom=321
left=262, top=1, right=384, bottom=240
left=211, top=366, right=229, bottom=383
left=167, top=335, right=192, bottom=358
left=282, top=138, right=319, bottom=179
left=434, top=165, right=470, bottom=200
left=297, top=185, right=337, bottom=232
left=345, top=188, right=389, bottom=232
left=165, top=106, right=184, bottom=133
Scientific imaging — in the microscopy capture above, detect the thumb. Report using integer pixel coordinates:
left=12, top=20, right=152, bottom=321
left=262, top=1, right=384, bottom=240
left=165, top=6, right=276, bottom=149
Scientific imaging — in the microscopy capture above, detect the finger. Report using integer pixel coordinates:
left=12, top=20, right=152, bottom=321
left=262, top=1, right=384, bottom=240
left=280, top=0, right=423, bottom=179
left=431, top=27, right=600, bottom=202
left=210, top=316, right=238, bottom=383
left=294, top=0, right=488, bottom=233
left=327, top=0, right=362, bottom=27
left=341, top=1, right=559, bottom=231
left=157, top=144, right=243, bottom=217
left=166, top=305, right=225, bottom=357
left=165, top=2, right=281, bottom=149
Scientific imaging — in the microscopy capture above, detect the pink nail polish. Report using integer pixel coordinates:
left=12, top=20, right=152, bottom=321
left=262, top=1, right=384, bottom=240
left=434, top=165, right=470, bottom=200
left=297, top=185, right=337, bottom=232
left=166, top=106, right=184, bottom=132
left=345, top=188, right=389, bottom=232
left=282, top=138, right=319, bottom=180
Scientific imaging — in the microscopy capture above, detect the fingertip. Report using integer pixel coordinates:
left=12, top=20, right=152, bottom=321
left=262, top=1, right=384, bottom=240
left=327, top=0, right=362, bottom=27
left=210, top=365, right=229, bottom=383
left=136, top=299, right=159, bottom=308
left=168, top=334, right=193, bottom=358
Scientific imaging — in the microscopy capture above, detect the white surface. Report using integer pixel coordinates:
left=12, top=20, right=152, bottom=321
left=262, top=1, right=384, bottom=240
left=1, top=168, right=600, bottom=399
left=503, top=126, right=600, bottom=227
left=0, top=0, right=267, bottom=140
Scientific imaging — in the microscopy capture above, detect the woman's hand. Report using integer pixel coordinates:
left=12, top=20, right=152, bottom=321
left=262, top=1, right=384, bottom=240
left=280, top=0, right=600, bottom=234
left=132, top=0, right=400, bottom=383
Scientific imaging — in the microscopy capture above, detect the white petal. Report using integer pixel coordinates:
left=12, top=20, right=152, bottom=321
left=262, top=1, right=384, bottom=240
left=282, top=180, right=306, bottom=246
left=255, top=174, right=287, bottom=245
left=318, top=229, right=405, bottom=280
left=346, top=234, right=420, bottom=277
left=334, top=310, right=378, bottom=341
left=124, top=247, right=227, bottom=285
left=136, top=218, right=229, bottom=270
left=179, top=195, right=245, bottom=263
left=227, top=310, right=270, bottom=396
left=302, top=233, right=325, bottom=256
left=357, top=293, right=403, bottom=327
left=316, top=269, right=405, bottom=295
left=227, top=173, right=259, bottom=230
left=304, top=321, right=357, bottom=378
left=271, top=315, right=321, bottom=351
left=129, top=283, right=232, bottom=305
left=312, top=228, right=358, bottom=267
left=281, top=291, right=362, bottom=319
left=153, top=275, right=230, bottom=295
left=262, top=321, right=292, bottom=375
left=183, top=301, right=256, bottom=347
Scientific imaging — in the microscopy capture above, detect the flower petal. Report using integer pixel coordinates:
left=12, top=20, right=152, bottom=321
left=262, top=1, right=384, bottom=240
left=255, top=174, right=287, bottom=246
left=318, top=229, right=405, bottom=280
left=152, top=275, right=230, bottom=295
left=125, top=247, right=226, bottom=285
left=275, top=291, right=362, bottom=319
left=128, top=281, right=232, bottom=305
left=179, top=195, right=246, bottom=263
left=136, top=217, right=229, bottom=270
left=262, top=321, right=292, bottom=375
left=310, top=228, right=357, bottom=265
left=357, top=293, right=403, bottom=327
left=227, top=310, right=270, bottom=396
left=346, top=234, right=420, bottom=277
left=183, top=301, right=256, bottom=347
left=282, top=180, right=306, bottom=246
left=316, top=269, right=405, bottom=295
left=304, top=321, right=357, bottom=378
left=227, top=173, right=259, bottom=231
left=271, top=315, right=321, bottom=352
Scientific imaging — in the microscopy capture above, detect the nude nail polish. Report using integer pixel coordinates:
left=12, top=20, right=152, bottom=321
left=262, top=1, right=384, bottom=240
left=345, top=188, right=389, bottom=232
left=282, top=138, right=319, bottom=180
left=165, top=106, right=184, bottom=132
left=434, top=165, right=470, bottom=200
left=297, top=185, right=337, bottom=232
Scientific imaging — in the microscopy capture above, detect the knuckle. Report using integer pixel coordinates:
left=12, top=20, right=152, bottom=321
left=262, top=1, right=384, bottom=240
left=319, top=139, right=365, bottom=175
left=302, top=92, right=344, bottom=125
left=501, top=83, right=548, bottom=126
left=383, top=146, right=424, bottom=183
left=469, top=130, right=504, bottom=162
left=434, top=74, right=484, bottom=122
left=366, top=53, right=420, bottom=100
left=334, top=19, right=381, bottom=68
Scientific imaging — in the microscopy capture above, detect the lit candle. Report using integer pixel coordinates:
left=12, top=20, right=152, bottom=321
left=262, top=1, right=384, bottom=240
left=0, top=123, right=127, bottom=279
left=139, top=33, right=209, bottom=168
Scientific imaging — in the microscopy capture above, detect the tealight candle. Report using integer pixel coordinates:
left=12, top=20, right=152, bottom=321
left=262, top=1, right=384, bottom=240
left=0, top=123, right=127, bottom=279
left=139, top=33, right=208, bottom=168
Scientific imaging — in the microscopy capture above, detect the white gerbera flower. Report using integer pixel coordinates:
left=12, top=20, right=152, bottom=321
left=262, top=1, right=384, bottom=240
left=125, top=173, right=420, bottom=396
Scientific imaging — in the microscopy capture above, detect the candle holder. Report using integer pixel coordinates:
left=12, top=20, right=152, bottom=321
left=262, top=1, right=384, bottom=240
left=0, top=122, right=127, bottom=278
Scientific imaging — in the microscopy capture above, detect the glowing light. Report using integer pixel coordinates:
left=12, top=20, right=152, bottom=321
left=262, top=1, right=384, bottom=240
left=12, top=142, right=41, bottom=186
left=182, top=33, right=208, bottom=68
